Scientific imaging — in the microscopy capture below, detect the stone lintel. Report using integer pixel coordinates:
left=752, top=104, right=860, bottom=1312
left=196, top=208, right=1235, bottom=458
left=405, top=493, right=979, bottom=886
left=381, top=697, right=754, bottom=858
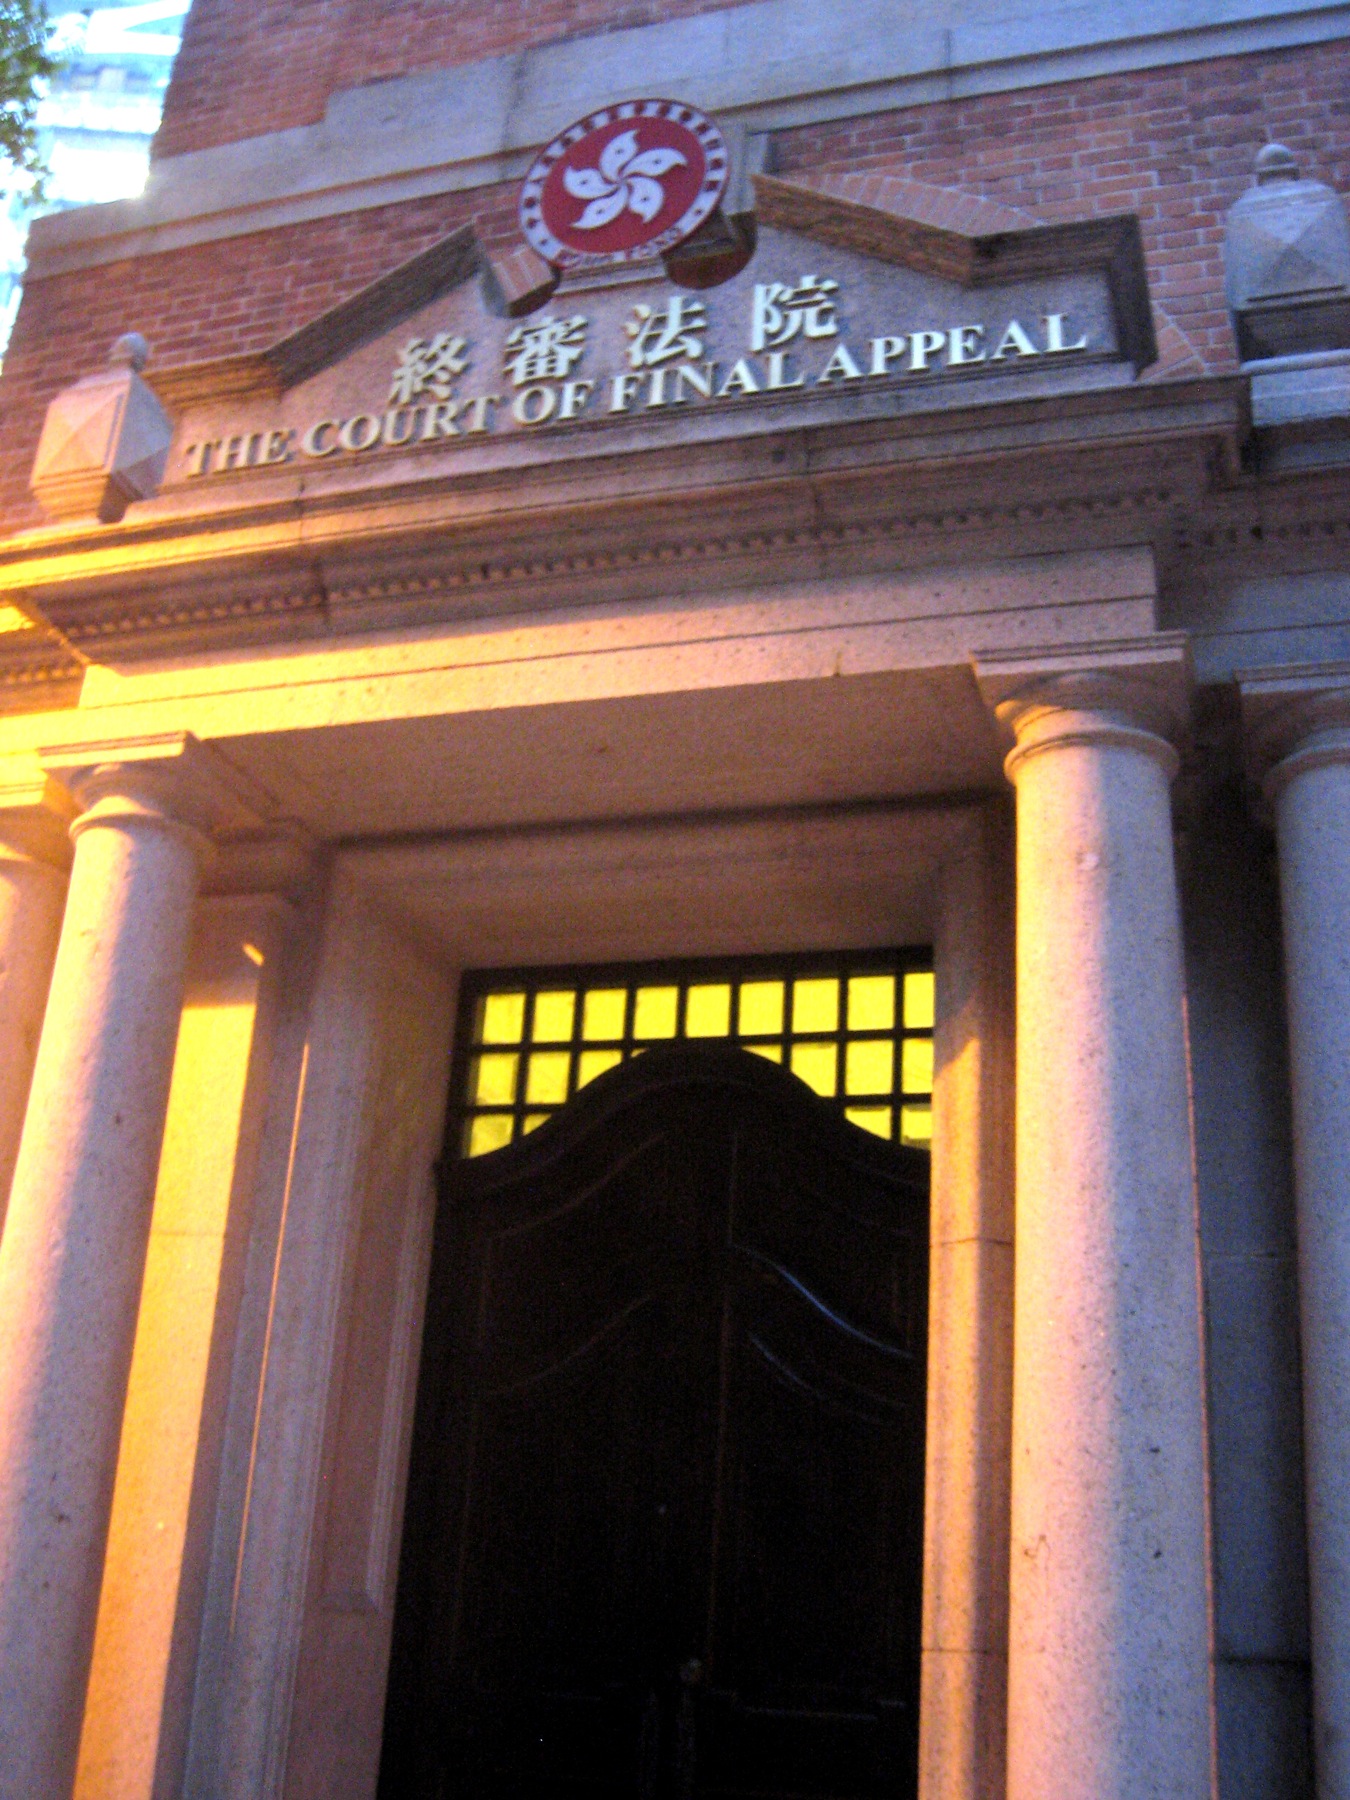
left=199, top=824, right=321, bottom=900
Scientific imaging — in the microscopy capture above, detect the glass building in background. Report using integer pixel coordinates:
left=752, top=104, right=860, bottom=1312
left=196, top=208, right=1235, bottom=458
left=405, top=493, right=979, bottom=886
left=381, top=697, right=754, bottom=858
left=0, top=2, right=187, bottom=354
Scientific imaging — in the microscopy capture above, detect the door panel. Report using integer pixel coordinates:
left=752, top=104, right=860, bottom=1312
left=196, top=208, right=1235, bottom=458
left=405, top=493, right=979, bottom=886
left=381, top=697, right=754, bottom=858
left=381, top=1044, right=929, bottom=1800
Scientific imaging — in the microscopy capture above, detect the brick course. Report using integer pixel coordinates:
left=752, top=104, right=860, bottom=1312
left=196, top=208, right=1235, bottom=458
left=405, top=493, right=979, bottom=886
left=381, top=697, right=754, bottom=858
left=3, top=39, right=1348, bottom=529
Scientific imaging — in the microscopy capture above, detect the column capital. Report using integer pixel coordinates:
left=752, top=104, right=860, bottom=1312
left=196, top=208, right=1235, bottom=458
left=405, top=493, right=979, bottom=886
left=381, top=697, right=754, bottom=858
left=0, top=761, right=76, bottom=869
left=973, top=634, right=1192, bottom=783
left=39, top=731, right=269, bottom=850
left=1240, top=662, right=1350, bottom=803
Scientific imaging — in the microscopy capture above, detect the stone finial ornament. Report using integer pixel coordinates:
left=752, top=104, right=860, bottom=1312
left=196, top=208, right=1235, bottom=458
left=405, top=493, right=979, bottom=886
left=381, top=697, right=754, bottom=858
left=1224, top=143, right=1350, bottom=360
left=30, top=334, right=173, bottom=524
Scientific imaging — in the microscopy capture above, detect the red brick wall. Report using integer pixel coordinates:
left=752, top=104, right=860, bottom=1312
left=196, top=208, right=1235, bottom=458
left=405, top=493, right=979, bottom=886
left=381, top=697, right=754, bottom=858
left=0, top=184, right=519, bottom=526
left=155, top=0, right=749, bottom=159
left=773, top=42, right=1350, bottom=377
left=4, top=40, right=1348, bottom=530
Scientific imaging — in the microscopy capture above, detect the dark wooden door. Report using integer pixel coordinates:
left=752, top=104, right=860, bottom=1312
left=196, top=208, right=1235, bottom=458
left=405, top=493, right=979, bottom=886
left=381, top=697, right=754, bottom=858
left=380, top=1044, right=929, bottom=1800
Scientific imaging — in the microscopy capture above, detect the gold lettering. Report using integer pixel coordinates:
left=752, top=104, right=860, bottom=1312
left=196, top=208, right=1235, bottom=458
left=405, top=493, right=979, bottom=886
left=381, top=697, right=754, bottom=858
left=512, top=384, right=558, bottom=425
left=559, top=379, right=595, bottom=420
left=817, top=343, right=863, bottom=383
left=219, top=433, right=251, bottom=471
left=908, top=331, right=947, bottom=373
left=184, top=440, right=217, bottom=477
left=1044, top=313, right=1089, bottom=353
left=420, top=401, right=461, bottom=439
left=947, top=325, right=985, bottom=366
left=610, top=372, right=643, bottom=413
left=461, top=395, right=500, bottom=434
left=990, top=320, right=1039, bottom=361
left=263, top=428, right=295, bottom=465
left=339, top=413, right=383, bottom=452
left=674, top=362, right=717, bottom=401
left=869, top=336, right=906, bottom=376
left=765, top=352, right=803, bottom=391
left=717, top=358, right=761, bottom=398
left=300, top=419, right=340, bottom=456
left=383, top=406, right=419, bottom=446
left=647, top=365, right=720, bottom=407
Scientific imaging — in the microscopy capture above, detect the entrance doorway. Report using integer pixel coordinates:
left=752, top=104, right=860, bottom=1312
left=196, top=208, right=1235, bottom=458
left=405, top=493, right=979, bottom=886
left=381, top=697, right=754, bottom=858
left=381, top=1023, right=930, bottom=1799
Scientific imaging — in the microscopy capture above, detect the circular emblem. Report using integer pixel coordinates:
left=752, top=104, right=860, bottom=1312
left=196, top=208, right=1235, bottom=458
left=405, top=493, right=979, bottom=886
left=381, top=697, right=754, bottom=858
left=519, top=100, right=729, bottom=268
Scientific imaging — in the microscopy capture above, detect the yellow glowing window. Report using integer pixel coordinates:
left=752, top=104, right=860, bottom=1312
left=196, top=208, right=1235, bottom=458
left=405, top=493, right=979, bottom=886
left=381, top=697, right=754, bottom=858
left=904, top=971, right=936, bottom=1030
left=577, top=1047, right=623, bottom=1088
left=583, top=989, right=627, bottom=1040
left=739, top=980, right=785, bottom=1036
left=454, top=950, right=934, bottom=1155
left=525, top=1051, right=571, bottom=1106
left=901, top=1104, right=933, bottom=1146
left=467, top=1113, right=515, bottom=1157
left=471, top=1053, right=518, bottom=1106
left=846, top=1105, right=893, bottom=1140
left=846, top=1039, right=894, bottom=1096
left=901, top=1037, right=934, bottom=1096
left=793, top=978, right=839, bottom=1034
left=848, top=975, right=895, bottom=1032
left=480, top=992, right=526, bottom=1044
left=686, top=984, right=732, bottom=1037
left=533, top=991, right=576, bottom=1042
left=791, top=1041, right=838, bottom=1097
left=634, top=986, right=679, bottom=1038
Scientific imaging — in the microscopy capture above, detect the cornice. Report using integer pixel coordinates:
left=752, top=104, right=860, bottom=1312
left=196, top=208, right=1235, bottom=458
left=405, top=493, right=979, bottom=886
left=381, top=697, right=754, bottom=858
left=2, top=371, right=1247, bottom=577
left=1174, top=509, right=1350, bottom=556
left=0, top=626, right=85, bottom=712
left=0, top=479, right=1188, bottom=662
left=0, top=368, right=1259, bottom=668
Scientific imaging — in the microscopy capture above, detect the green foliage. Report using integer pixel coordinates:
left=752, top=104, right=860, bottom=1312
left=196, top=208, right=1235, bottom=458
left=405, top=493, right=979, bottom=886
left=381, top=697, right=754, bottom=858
left=0, top=0, right=61, bottom=186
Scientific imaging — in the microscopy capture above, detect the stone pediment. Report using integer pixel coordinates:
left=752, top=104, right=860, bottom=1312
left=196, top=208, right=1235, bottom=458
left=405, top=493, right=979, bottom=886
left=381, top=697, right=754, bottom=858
left=56, top=174, right=1151, bottom=507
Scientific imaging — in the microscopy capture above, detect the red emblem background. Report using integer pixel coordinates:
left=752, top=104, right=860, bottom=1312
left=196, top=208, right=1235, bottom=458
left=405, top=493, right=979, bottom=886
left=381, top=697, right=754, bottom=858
left=520, top=100, right=729, bottom=268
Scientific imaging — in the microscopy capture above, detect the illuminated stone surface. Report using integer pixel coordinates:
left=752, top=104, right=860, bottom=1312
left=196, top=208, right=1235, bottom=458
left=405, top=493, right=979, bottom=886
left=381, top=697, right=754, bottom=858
left=982, top=644, right=1213, bottom=1800
left=0, top=749, right=227, bottom=1800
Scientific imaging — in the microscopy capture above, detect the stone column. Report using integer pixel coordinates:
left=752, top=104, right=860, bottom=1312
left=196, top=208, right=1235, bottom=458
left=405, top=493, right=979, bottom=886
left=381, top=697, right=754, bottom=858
left=1247, top=675, right=1350, bottom=1800
left=976, top=641, right=1214, bottom=1800
left=0, top=769, right=72, bottom=1225
left=0, top=739, right=240, bottom=1800
left=920, top=803, right=1015, bottom=1800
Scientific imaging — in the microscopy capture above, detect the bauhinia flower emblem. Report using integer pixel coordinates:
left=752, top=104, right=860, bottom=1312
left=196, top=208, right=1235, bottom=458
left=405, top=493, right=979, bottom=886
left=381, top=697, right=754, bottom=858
left=520, top=100, right=729, bottom=267
left=563, top=129, right=687, bottom=231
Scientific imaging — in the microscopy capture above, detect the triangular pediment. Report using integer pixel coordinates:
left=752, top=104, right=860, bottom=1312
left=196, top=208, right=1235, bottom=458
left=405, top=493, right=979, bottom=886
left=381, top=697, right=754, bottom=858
left=146, top=176, right=1156, bottom=416
left=755, top=173, right=1154, bottom=367
left=84, top=172, right=1164, bottom=503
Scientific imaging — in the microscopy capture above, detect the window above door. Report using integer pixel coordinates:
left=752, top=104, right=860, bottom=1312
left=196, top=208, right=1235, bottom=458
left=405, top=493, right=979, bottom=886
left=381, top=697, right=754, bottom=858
left=453, top=949, right=935, bottom=1159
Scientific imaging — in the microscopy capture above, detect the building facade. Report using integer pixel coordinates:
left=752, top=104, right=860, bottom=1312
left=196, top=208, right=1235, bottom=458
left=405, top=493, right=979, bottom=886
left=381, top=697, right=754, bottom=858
left=0, top=2, right=1348, bottom=1798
